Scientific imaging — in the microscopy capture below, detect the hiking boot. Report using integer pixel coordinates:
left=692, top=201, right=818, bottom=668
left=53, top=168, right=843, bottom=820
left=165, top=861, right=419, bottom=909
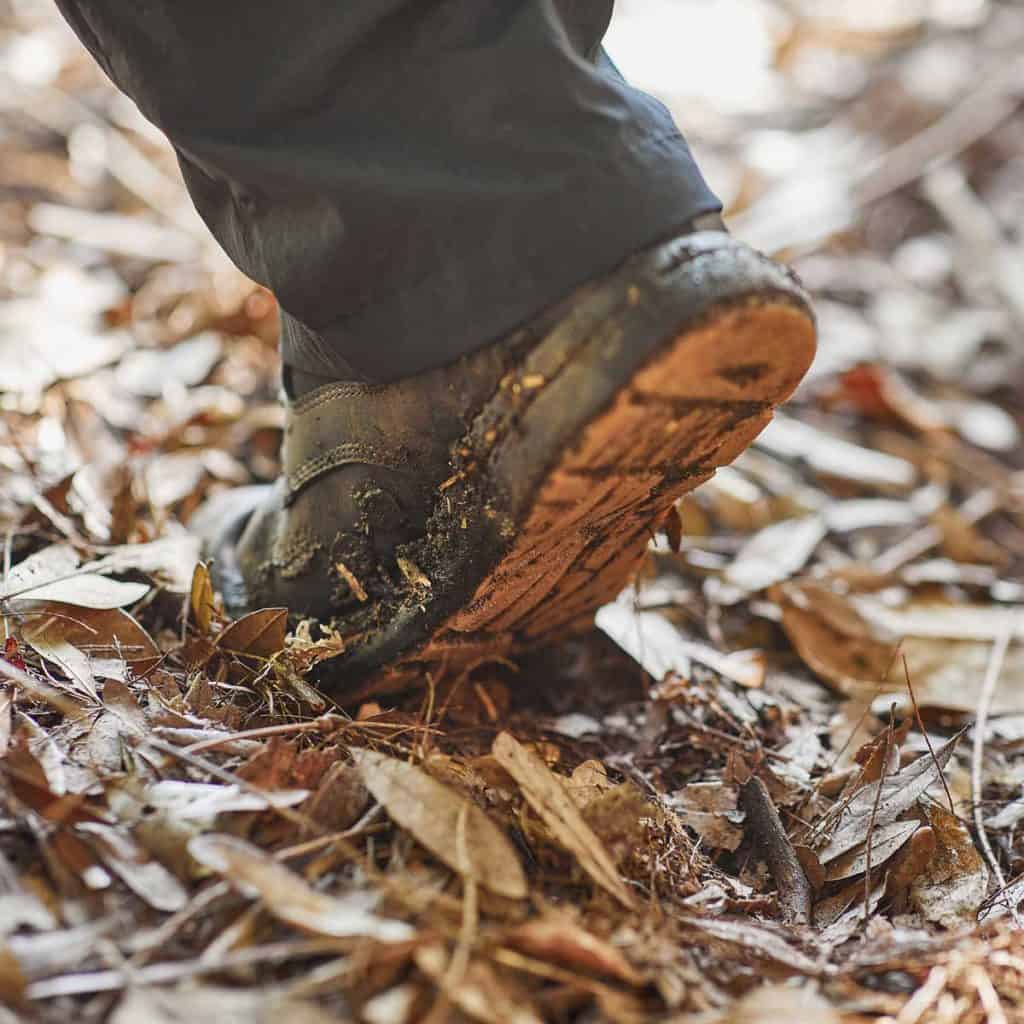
left=196, top=227, right=815, bottom=699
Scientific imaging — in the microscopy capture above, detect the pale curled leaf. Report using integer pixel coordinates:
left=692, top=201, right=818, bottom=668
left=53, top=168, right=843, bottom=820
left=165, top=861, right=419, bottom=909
left=351, top=749, right=526, bottom=900
left=818, top=732, right=962, bottom=863
left=723, top=514, right=827, bottom=596
left=595, top=597, right=764, bottom=687
left=187, top=834, right=412, bottom=942
left=491, top=731, right=635, bottom=908
left=3, top=544, right=148, bottom=609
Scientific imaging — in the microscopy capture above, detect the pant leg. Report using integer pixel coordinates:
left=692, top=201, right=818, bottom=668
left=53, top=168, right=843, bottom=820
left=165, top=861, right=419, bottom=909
left=54, top=1, right=720, bottom=383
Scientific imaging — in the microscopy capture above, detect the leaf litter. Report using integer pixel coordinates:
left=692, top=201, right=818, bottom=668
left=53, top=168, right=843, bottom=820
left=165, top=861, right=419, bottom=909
left=4, top=2, right=1024, bottom=1022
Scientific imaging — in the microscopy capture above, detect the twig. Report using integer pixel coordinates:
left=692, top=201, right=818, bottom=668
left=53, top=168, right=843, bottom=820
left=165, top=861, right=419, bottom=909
left=0, top=654, right=87, bottom=719
left=27, top=939, right=350, bottom=1000
left=181, top=713, right=345, bottom=754
left=864, top=709, right=895, bottom=926
left=739, top=775, right=812, bottom=925
left=972, top=611, right=1017, bottom=897
left=137, top=734, right=325, bottom=835
left=903, top=656, right=956, bottom=816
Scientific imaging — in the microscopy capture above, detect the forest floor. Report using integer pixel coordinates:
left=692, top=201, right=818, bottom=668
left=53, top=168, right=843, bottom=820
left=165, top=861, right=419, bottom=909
left=3, top=2, right=1024, bottom=1021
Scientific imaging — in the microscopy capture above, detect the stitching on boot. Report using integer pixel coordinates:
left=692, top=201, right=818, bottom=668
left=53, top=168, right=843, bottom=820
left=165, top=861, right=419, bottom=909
left=291, top=381, right=387, bottom=416
left=286, top=442, right=404, bottom=499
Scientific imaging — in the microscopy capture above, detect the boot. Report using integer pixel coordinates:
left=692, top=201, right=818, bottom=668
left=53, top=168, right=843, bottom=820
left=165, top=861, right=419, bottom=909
left=197, top=226, right=815, bottom=698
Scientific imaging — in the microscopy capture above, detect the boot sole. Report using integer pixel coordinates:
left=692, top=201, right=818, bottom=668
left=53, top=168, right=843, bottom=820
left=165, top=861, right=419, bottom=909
left=318, top=235, right=816, bottom=701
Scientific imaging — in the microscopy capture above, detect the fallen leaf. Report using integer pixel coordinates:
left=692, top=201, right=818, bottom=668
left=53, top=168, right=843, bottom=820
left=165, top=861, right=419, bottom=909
left=817, top=733, right=961, bottom=863
left=723, top=515, right=827, bottom=596
left=217, top=608, right=288, bottom=659
left=351, top=749, right=527, bottom=900
left=189, top=562, right=215, bottom=634
left=756, top=413, right=917, bottom=488
left=505, top=916, right=643, bottom=985
left=22, top=602, right=160, bottom=682
left=714, top=983, right=841, bottom=1024
left=824, top=819, right=920, bottom=880
left=110, top=984, right=343, bottom=1024
left=95, top=536, right=200, bottom=594
left=910, top=804, right=989, bottom=927
left=491, top=732, right=635, bottom=908
left=595, top=597, right=764, bottom=687
left=114, top=332, right=222, bottom=398
left=2, top=544, right=148, bottom=609
left=775, top=580, right=898, bottom=696
left=77, top=823, right=188, bottom=912
left=414, top=944, right=542, bottom=1024
left=672, top=783, right=744, bottom=852
left=187, top=834, right=413, bottom=942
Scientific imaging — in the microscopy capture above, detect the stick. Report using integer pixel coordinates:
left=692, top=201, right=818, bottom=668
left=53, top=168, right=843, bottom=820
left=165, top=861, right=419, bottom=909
left=740, top=776, right=812, bottom=925
left=972, top=612, right=1016, bottom=897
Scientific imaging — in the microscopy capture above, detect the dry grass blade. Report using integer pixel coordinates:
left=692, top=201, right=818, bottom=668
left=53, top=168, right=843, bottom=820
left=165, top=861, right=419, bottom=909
left=491, top=732, right=635, bottom=908
left=351, top=749, right=528, bottom=900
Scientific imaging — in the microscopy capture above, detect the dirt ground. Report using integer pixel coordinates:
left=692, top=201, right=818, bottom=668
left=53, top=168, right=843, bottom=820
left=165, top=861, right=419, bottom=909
left=2, top=2, right=1024, bottom=1021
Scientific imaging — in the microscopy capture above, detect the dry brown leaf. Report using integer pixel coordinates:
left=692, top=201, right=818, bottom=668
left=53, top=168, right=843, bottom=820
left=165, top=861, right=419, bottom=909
left=817, top=733, right=961, bottom=863
left=491, top=731, right=635, bottom=908
left=414, top=944, right=543, bottom=1024
left=505, top=916, right=642, bottom=985
left=824, top=819, right=920, bottom=881
left=217, top=607, right=288, bottom=659
left=775, top=581, right=898, bottom=696
left=21, top=602, right=160, bottom=684
left=187, top=834, right=413, bottom=942
left=351, top=749, right=527, bottom=900
left=110, top=984, right=344, bottom=1024
left=910, top=804, right=989, bottom=927
left=673, top=783, right=744, bottom=851
left=189, top=562, right=215, bottom=634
